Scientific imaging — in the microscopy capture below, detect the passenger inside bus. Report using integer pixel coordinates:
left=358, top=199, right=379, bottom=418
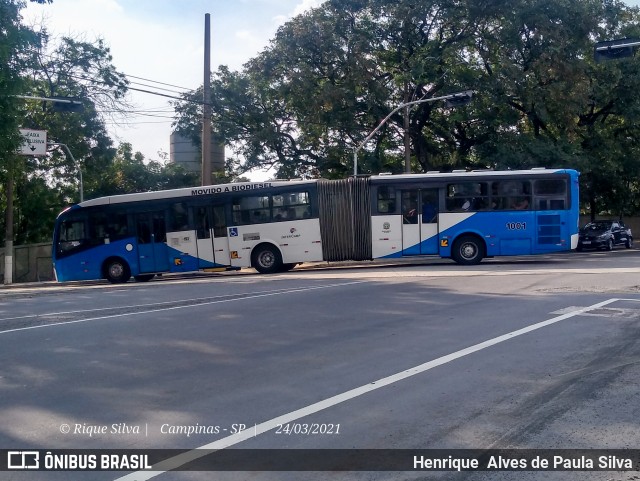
left=274, top=207, right=292, bottom=221
left=422, top=202, right=437, bottom=223
left=511, top=197, right=530, bottom=210
left=403, top=201, right=418, bottom=224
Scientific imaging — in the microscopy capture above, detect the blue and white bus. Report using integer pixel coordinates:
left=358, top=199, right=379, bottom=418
left=52, top=168, right=580, bottom=283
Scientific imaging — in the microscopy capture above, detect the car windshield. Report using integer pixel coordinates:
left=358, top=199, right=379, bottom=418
left=583, top=222, right=610, bottom=232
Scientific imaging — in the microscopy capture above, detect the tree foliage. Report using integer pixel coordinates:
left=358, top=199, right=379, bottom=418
left=174, top=0, right=640, bottom=216
left=0, top=0, right=43, bottom=165
left=0, top=2, right=198, bottom=245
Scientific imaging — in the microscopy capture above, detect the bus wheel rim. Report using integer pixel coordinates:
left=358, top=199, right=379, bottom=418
left=258, top=251, right=275, bottom=268
left=109, top=263, right=123, bottom=278
left=461, top=243, right=477, bottom=259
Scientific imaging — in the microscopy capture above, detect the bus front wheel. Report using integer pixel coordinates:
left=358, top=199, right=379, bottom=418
left=252, top=244, right=283, bottom=274
left=104, top=258, right=131, bottom=284
left=452, top=236, right=484, bottom=265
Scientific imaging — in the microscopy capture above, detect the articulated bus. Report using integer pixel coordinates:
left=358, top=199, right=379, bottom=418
left=52, top=169, right=580, bottom=283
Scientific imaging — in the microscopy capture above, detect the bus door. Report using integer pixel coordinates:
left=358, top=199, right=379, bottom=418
left=135, top=211, right=170, bottom=273
left=401, top=189, right=439, bottom=256
left=195, top=204, right=230, bottom=268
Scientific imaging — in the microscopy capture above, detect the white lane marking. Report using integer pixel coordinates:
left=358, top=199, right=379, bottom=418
left=0, top=286, right=330, bottom=322
left=115, top=298, right=620, bottom=480
left=0, top=281, right=366, bottom=335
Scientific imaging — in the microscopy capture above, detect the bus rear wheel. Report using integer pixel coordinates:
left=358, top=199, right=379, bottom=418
left=252, top=244, right=283, bottom=274
left=104, top=258, right=131, bottom=284
left=452, top=235, right=484, bottom=265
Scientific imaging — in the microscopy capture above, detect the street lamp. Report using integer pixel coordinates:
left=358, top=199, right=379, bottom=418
left=352, top=90, right=473, bottom=176
left=594, top=38, right=640, bottom=62
left=47, top=143, right=83, bottom=202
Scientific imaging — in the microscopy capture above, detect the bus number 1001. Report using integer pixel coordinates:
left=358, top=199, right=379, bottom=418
left=506, top=222, right=527, bottom=230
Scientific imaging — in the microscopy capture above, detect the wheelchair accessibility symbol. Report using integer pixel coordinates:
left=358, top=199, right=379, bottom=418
left=229, top=228, right=238, bottom=237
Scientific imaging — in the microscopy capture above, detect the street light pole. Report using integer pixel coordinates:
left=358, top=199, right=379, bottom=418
left=352, top=90, right=473, bottom=176
left=48, top=143, right=83, bottom=202
left=594, top=38, right=640, bottom=62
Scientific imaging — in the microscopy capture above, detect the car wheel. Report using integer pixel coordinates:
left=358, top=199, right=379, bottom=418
left=104, top=258, right=131, bottom=284
left=576, top=246, right=583, bottom=252
left=252, top=244, right=283, bottom=274
left=606, top=238, right=614, bottom=251
left=452, top=235, right=485, bottom=265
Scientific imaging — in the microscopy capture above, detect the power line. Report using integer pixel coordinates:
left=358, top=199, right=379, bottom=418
left=128, top=80, right=187, bottom=95
left=26, top=48, right=196, bottom=92
left=104, top=120, right=173, bottom=125
left=124, top=74, right=193, bottom=91
left=126, top=85, right=199, bottom=103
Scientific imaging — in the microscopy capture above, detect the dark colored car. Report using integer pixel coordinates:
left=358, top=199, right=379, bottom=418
left=577, top=220, right=633, bottom=251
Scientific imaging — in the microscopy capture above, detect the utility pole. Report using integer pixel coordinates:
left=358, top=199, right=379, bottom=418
left=4, top=157, right=14, bottom=285
left=201, top=13, right=213, bottom=186
left=403, top=82, right=411, bottom=173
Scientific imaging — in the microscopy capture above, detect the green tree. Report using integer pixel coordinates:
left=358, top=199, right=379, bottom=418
left=21, top=30, right=130, bottom=200
left=94, top=143, right=198, bottom=195
left=0, top=0, right=51, bottom=277
left=0, top=0, right=49, bottom=160
left=174, top=0, right=640, bottom=216
left=10, top=27, right=130, bottom=243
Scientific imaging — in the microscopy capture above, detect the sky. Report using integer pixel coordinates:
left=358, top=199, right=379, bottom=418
left=22, top=0, right=324, bottom=180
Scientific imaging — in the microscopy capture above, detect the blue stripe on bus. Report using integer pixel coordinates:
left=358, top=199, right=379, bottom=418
left=378, top=209, right=569, bottom=260
left=54, top=238, right=225, bottom=282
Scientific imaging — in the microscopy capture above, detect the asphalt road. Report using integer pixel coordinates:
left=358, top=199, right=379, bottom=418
left=1, top=249, right=639, bottom=480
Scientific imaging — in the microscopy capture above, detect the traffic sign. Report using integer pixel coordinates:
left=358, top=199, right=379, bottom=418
left=18, top=129, right=47, bottom=156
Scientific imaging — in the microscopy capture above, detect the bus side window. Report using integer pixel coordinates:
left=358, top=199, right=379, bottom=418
left=446, top=182, right=488, bottom=211
left=89, top=213, right=128, bottom=245
left=534, top=179, right=568, bottom=210
left=233, top=196, right=269, bottom=225
left=89, top=214, right=108, bottom=245
left=282, top=191, right=310, bottom=220
left=212, top=205, right=227, bottom=237
left=195, top=206, right=210, bottom=239
left=170, top=202, right=190, bottom=231
left=377, top=186, right=396, bottom=214
left=492, top=180, right=531, bottom=210
left=58, top=217, right=86, bottom=254
left=103, top=212, right=129, bottom=240
left=137, top=219, right=152, bottom=244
